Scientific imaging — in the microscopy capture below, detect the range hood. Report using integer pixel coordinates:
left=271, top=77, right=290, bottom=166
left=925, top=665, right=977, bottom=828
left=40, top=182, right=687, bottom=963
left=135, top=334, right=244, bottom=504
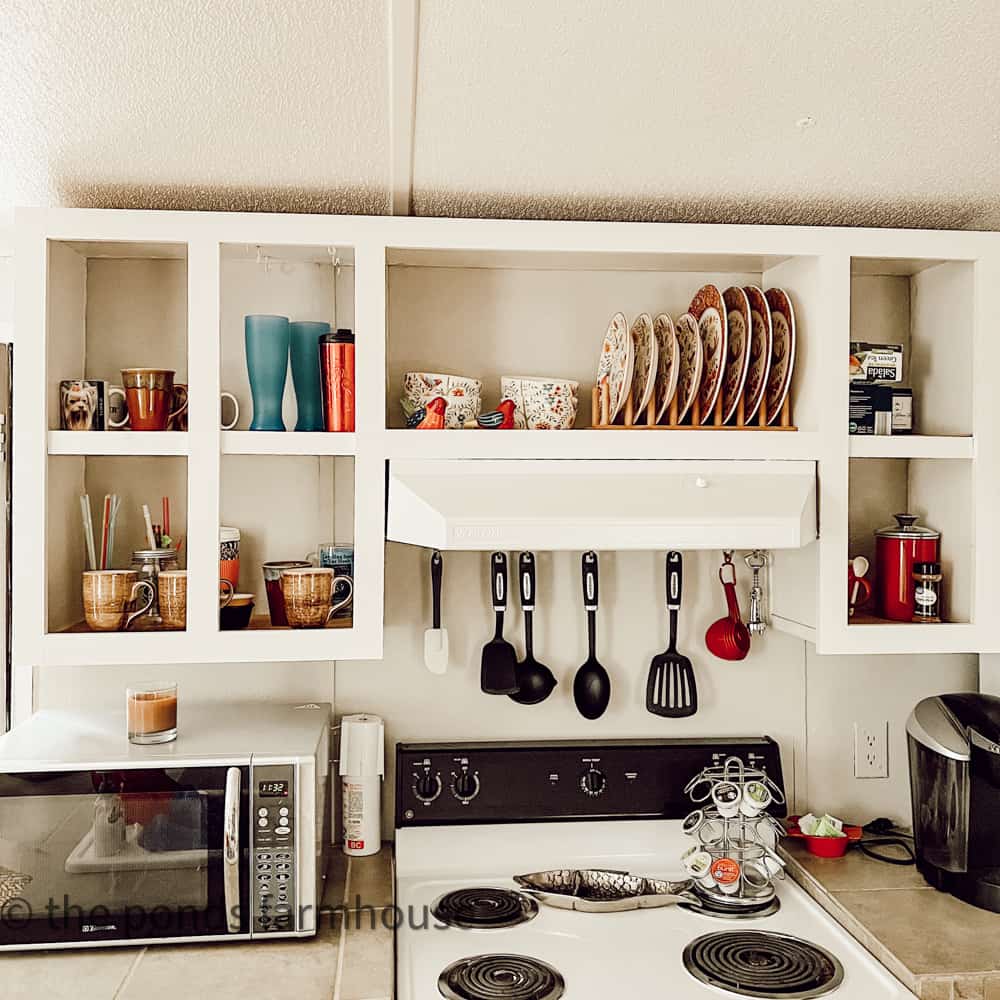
left=387, top=459, right=817, bottom=551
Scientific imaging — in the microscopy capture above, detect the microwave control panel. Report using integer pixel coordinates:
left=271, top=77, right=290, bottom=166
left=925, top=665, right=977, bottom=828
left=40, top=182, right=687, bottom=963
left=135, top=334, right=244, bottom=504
left=252, top=763, right=296, bottom=933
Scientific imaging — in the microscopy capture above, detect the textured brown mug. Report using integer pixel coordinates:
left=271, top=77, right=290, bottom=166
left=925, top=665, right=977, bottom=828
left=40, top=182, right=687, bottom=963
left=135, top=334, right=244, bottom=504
left=159, top=571, right=234, bottom=629
left=82, top=571, right=155, bottom=632
left=279, top=568, right=353, bottom=629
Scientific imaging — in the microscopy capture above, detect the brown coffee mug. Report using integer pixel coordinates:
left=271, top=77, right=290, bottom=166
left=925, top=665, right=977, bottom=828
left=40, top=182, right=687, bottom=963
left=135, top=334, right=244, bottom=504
left=279, top=568, right=353, bottom=629
left=82, top=571, right=155, bottom=632
left=114, top=369, right=187, bottom=431
left=159, top=572, right=234, bottom=629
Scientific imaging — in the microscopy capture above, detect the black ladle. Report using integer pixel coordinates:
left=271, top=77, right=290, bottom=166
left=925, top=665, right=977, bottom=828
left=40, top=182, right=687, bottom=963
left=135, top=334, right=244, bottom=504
left=573, top=551, right=611, bottom=719
left=510, top=552, right=557, bottom=705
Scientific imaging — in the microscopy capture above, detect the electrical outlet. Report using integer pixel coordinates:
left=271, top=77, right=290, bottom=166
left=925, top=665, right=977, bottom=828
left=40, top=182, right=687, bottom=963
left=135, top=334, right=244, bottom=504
left=853, top=721, right=889, bottom=779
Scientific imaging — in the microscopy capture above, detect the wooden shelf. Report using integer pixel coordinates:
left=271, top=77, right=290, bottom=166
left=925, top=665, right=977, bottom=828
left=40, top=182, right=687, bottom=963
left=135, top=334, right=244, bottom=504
left=221, top=431, right=356, bottom=456
left=242, top=614, right=352, bottom=631
left=848, top=436, right=973, bottom=460
left=48, top=430, right=189, bottom=456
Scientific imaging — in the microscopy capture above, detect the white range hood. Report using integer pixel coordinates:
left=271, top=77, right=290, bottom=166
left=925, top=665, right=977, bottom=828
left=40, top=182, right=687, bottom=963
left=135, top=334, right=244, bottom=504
left=387, top=459, right=817, bottom=551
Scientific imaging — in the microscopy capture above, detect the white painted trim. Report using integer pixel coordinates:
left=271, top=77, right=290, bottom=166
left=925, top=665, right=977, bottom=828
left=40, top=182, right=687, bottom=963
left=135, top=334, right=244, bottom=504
left=221, top=431, right=356, bottom=456
left=48, top=431, right=189, bottom=456
left=848, top=436, right=974, bottom=460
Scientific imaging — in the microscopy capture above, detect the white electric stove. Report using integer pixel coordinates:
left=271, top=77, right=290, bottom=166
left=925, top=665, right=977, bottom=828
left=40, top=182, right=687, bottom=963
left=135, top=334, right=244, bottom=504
left=394, top=739, right=913, bottom=1000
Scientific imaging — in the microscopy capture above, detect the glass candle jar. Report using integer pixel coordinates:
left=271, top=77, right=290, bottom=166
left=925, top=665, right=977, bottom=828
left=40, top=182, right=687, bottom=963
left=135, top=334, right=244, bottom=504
left=127, top=682, right=178, bottom=745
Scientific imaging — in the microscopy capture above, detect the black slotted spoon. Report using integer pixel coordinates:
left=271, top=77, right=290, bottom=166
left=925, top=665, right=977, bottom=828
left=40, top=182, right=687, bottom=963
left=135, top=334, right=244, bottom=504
left=646, top=551, right=698, bottom=717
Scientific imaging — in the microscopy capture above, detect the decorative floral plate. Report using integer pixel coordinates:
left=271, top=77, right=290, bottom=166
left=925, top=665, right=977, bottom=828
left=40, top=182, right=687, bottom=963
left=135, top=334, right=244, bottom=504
left=673, top=313, right=703, bottom=424
left=596, top=312, right=633, bottom=421
left=629, top=313, right=658, bottom=415
left=764, top=288, right=796, bottom=424
left=742, top=286, right=773, bottom=423
left=688, top=284, right=726, bottom=323
left=721, top=287, right=752, bottom=423
left=653, top=314, right=679, bottom=423
left=697, top=307, right=727, bottom=424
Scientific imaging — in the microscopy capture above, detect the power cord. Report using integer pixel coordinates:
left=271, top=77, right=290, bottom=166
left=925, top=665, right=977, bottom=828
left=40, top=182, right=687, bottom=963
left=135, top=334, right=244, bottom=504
left=857, top=818, right=916, bottom=866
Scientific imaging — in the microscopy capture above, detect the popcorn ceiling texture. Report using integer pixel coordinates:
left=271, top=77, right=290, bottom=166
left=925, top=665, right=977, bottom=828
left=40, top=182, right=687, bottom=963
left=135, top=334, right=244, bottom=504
left=3, top=0, right=1000, bottom=228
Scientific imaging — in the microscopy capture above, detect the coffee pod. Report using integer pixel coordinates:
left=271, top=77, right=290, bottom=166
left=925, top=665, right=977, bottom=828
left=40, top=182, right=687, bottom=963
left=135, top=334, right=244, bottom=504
left=710, top=856, right=741, bottom=895
left=740, top=780, right=773, bottom=818
left=681, top=845, right=716, bottom=888
left=712, top=781, right=741, bottom=818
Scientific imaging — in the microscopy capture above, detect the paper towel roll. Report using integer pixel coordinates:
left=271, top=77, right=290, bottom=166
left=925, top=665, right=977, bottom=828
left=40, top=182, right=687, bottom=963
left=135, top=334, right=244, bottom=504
left=339, top=714, right=384, bottom=857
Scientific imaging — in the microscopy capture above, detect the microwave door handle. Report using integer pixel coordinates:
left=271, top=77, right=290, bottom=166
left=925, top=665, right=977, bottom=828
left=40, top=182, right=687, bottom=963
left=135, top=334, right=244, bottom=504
left=224, top=767, right=241, bottom=933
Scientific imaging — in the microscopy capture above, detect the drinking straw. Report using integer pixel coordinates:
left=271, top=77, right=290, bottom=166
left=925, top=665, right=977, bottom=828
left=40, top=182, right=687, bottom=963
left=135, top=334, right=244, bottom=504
left=100, top=494, right=111, bottom=570
left=80, top=495, right=97, bottom=571
left=162, top=496, right=170, bottom=539
left=142, top=504, right=157, bottom=551
left=107, top=494, right=120, bottom=568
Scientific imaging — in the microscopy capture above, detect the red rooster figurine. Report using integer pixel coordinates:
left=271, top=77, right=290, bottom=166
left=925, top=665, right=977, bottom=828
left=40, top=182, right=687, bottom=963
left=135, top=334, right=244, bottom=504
left=475, top=399, right=517, bottom=429
left=413, top=396, right=448, bottom=429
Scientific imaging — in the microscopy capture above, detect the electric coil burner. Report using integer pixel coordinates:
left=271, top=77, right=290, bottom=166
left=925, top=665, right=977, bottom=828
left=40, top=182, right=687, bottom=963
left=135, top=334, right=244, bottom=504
left=433, top=888, right=539, bottom=929
left=438, top=954, right=565, bottom=1000
left=680, top=893, right=782, bottom=920
left=683, top=931, right=845, bottom=999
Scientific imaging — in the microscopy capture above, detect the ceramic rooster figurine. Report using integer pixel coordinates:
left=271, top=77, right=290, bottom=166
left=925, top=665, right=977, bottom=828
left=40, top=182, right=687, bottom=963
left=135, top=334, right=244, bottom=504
left=408, top=396, right=448, bottom=429
left=473, top=399, right=517, bottom=429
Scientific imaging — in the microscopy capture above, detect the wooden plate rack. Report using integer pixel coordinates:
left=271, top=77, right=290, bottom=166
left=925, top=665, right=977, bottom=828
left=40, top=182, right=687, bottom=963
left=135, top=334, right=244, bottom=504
left=591, top=380, right=795, bottom=430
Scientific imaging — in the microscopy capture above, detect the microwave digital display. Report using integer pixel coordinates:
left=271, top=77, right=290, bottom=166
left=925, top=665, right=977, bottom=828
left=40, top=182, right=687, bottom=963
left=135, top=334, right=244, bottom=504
left=258, top=781, right=289, bottom=797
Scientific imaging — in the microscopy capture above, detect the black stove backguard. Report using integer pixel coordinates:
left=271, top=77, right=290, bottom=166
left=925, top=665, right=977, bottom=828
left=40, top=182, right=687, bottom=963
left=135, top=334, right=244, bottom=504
left=395, top=737, right=785, bottom=827
left=908, top=693, right=1000, bottom=913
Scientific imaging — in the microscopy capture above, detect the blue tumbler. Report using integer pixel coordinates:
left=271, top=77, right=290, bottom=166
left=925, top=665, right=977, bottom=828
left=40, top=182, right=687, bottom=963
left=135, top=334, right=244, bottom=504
left=245, top=315, right=290, bottom=431
left=289, top=320, right=330, bottom=432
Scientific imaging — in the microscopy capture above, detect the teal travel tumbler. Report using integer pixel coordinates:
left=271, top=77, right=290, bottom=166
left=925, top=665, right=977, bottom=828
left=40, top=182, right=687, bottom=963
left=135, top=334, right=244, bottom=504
left=245, top=314, right=290, bottom=431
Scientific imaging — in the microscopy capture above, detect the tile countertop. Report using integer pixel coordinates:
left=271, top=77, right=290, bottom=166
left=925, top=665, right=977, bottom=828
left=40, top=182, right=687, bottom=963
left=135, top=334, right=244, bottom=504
left=782, top=839, right=1000, bottom=1000
left=0, top=845, right=394, bottom=1000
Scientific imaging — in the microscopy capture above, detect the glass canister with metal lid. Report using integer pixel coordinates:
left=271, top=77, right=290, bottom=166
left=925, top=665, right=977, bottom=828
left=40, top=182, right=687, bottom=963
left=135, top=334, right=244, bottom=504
left=874, top=514, right=940, bottom=622
left=130, top=548, right=180, bottom=627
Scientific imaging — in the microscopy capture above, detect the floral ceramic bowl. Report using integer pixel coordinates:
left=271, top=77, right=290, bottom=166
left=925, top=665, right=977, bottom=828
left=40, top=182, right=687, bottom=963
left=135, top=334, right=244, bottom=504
left=500, top=375, right=579, bottom=430
left=401, top=372, right=482, bottom=428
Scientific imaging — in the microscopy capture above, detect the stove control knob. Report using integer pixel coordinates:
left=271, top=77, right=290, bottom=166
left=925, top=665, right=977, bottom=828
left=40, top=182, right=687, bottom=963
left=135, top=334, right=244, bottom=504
left=451, top=769, right=480, bottom=803
left=580, top=767, right=607, bottom=797
left=413, top=769, right=442, bottom=803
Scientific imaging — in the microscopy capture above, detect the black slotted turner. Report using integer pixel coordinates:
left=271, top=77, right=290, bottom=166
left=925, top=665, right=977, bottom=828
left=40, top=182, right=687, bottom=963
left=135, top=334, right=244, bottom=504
left=480, top=552, right=519, bottom=695
left=646, top=551, right=698, bottom=717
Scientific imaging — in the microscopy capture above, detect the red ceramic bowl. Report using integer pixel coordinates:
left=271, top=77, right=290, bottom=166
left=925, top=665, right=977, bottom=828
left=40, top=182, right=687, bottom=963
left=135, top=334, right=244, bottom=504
left=786, top=815, right=863, bottom=858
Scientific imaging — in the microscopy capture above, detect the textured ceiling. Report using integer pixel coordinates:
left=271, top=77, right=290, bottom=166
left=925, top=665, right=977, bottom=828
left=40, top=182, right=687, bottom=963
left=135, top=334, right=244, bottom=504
left=3, top=1, right=1000, bottom=228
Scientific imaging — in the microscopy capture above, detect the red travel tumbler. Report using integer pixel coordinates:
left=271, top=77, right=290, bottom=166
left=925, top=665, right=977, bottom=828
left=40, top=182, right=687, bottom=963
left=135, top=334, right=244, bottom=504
left=320, top=328, right=355, bottom=431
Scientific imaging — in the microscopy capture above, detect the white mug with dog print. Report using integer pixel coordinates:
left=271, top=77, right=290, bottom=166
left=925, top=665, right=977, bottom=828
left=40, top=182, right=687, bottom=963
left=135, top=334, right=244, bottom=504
left=59, top=380, right=128, bottom=431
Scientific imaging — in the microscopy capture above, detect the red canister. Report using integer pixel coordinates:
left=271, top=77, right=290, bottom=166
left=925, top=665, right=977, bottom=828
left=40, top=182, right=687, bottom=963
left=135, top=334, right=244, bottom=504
left=874, top=513, right=940, bottom=621
left=320, top=328, right=355, bottom=432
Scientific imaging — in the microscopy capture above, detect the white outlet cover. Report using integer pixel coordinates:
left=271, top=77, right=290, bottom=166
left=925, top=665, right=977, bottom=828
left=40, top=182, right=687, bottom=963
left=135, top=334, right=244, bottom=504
left=853, top=721, right=889, bottom=779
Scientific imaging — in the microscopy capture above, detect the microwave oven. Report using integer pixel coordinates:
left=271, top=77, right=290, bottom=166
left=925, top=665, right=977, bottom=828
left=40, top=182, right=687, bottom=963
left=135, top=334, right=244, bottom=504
left=0, top=702, right=331, bottom=950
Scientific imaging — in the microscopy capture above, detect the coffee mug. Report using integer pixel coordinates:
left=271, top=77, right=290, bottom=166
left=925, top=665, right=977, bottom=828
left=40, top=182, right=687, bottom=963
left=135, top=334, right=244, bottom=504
left=113, top=369, right=187, bottom=431
left=848, top=561, right=873, bottom=615
left=160, top=572, right=234, bottom=629
left=279, top=568, right=353, bottom=629
left=59, top=380, right=127, bottom=431
left=304, top=543, right=354, bottom=619
left=263, top=560, right=311, bottom=626
left=221, top=392, right=240, bottom=430
left=82, top=571, right=154, bottom=632
left=220, top=593, right=255, bottom=630
left=220, top=527, right=240, bottom=591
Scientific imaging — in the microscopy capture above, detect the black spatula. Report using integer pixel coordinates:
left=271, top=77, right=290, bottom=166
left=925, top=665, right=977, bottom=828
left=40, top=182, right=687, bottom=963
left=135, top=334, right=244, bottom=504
left=646, top=551, right=698, bottom=717
left=480, top=552, right=519, bottom=695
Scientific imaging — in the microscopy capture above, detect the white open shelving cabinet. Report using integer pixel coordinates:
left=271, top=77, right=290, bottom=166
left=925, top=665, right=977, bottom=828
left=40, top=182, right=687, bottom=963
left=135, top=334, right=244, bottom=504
left=13, top=208, right=999, bottom=669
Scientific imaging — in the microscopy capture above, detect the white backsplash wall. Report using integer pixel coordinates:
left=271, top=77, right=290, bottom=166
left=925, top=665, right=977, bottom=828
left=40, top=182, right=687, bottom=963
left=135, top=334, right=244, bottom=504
left=337, top=543, right=809, bottom=839
left=337, top=542, right=979, bottom=839
left=32, top=661, right=335, bottom=712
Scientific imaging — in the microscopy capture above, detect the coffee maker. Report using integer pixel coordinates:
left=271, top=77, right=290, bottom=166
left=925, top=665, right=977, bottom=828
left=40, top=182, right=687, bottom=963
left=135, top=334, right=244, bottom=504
left=907, top=692, right=1000, bottom=912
